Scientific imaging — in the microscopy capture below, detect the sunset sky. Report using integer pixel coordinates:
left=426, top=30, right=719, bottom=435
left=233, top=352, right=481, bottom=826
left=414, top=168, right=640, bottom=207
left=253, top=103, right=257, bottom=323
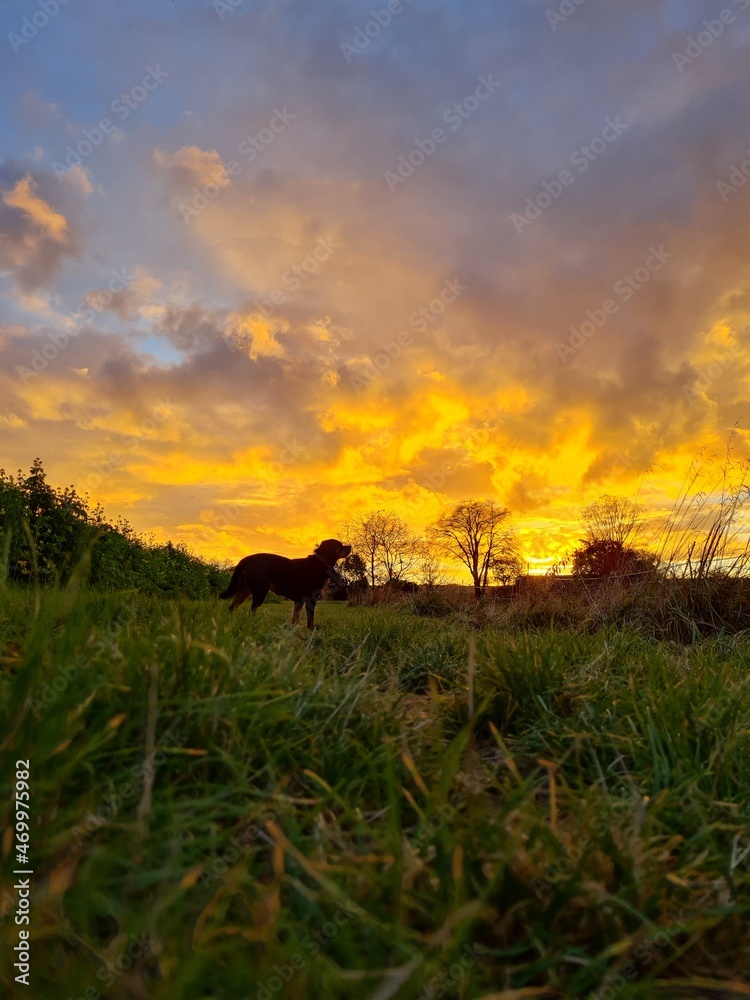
left=2, top=0, right=750, bottom=573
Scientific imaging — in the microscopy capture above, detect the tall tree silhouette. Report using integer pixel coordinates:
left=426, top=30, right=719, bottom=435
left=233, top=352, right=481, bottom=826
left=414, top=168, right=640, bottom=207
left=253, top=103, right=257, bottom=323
left=429, top=499, right=515, bottom=598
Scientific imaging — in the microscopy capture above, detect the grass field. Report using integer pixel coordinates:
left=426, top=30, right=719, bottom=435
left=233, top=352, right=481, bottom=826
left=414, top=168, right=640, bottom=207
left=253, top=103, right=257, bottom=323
left=2, top=578, right=750, bottom=999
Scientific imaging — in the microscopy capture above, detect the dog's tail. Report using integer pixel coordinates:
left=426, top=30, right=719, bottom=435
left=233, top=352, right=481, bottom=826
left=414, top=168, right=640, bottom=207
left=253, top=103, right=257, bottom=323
left=219, top=563, right=241, bottom=600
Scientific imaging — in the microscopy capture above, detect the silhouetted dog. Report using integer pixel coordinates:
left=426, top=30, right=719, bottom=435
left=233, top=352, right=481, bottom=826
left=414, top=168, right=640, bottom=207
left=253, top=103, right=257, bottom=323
left=219, top=539, right=352, bottom=629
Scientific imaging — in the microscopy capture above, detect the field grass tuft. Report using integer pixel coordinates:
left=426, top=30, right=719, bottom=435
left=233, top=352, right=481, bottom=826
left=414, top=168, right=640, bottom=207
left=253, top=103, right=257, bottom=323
left=1, top=585, right=750, bottom=998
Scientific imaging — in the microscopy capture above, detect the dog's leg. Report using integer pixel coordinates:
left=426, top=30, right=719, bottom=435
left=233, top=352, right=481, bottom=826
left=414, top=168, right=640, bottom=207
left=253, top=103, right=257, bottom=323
left=250, top=585, right=269, bottom=612
left=291, top=601, right=303, bottom=624
left=304, top=596, right=317, bottom=630
left=230, top=585, right=251, bottom=611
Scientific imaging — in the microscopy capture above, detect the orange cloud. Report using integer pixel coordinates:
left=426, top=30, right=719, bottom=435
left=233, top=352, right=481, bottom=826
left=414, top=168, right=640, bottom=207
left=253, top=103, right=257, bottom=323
left=3, top=176, right=69, bottom=242
left=154, top=145, right=233, bottom=188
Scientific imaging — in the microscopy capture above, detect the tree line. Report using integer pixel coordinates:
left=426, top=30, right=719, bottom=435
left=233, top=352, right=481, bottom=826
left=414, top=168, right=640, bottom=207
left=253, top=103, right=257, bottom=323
left=0, top=459, right=225, bottom=597
left=1, top=459, right=659, bottom=598
left=343, top=501, right=522, bottom=598
left=342, top=494, right=656, bottom=598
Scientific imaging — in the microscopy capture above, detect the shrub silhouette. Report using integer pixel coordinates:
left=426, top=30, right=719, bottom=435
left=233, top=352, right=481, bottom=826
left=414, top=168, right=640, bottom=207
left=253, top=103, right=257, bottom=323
left=571, top=538, right=657, bottom=579
left=0, top=459, right=225, bottom=597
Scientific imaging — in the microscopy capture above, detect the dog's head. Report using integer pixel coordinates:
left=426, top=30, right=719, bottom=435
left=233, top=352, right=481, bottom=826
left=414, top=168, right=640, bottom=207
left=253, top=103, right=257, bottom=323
left=314, top=538, right=352, bottom=567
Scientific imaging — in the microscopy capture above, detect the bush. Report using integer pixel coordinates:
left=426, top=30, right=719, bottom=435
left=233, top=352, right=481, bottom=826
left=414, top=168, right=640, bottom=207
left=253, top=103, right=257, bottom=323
left=409, top=587, right=469, bottom=618
left=0, top=459, right=227, bottom=598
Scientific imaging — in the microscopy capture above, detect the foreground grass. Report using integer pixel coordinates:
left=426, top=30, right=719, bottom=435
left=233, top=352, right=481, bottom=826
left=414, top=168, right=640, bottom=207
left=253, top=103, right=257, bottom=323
left=1, top=582, right=750, bottom=999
